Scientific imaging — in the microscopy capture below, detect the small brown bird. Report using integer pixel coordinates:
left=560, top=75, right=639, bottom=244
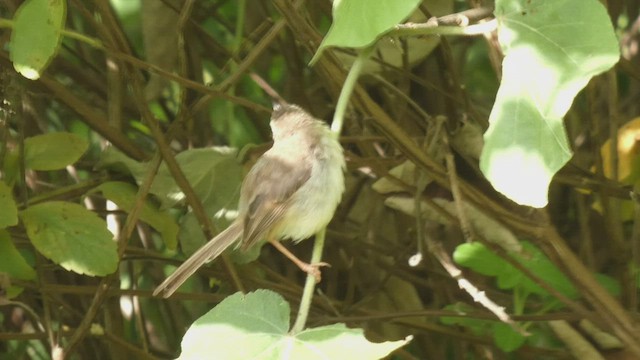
left=153, top=103, right=345, bottom=298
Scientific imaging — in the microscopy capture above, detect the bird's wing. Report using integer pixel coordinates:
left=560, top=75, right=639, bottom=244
left=240, top=153, right=312, bottom=249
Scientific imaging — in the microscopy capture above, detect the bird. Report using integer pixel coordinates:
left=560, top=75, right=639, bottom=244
left=153, top=103, right=345, bottom=298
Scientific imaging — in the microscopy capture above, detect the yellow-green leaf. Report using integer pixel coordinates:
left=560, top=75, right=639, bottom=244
left=20, top=201, right=117, bottom=276
left=24, top=132, right=88, bottom=171
left=0, top=181, right=18, bottom=228
left=0, top=230, right=36, bottom=281
left=312, top=0, right=422, bottom=64
left=10, top=0, right=66, bottom=79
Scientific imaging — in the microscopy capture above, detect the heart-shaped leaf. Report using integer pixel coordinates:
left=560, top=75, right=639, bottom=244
left=179, top=290, right=410, bottom=360
left=312, top=0, right=422, bottom=63
left=480, top=0, right=620, bottom=207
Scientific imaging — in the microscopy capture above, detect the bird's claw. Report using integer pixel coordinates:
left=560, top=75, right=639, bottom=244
left=302, top=262, right=330, bottom=283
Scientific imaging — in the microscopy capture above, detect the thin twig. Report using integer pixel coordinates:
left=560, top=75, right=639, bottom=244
left=443, top=132, right=474, bottom=242
left=427, top=240, right=525, bottom=334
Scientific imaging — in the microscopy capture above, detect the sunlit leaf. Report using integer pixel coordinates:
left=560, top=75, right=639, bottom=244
left=480, top=0, right=620, bottom=207
left=312, top=0, right=422, bottom=63
left=10, top=0, right=66, bottom=79
left=179, top=290, right=410, bottom=360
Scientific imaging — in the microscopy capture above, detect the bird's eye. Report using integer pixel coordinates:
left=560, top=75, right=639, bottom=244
left=272, top=103, right=288, bottom=121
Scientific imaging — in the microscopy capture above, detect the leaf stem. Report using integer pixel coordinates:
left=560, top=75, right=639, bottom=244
left=331, top=45, right=374, bottom=135
left=391, top=19, right=497, bottom=37
left=60, top=29, right=103, bottom=49
left=291, top=45, right=374, bottom=334
left=0, top=19, right=103, bottom=49
left=291, top=228, right=326, bottom=334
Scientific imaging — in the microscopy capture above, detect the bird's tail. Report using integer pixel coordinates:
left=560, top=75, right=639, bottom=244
left=153, top=221, right=242, bottom=298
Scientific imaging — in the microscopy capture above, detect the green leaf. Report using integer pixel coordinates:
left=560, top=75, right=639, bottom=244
left=452, top=242, right=510, bottom=277
left=24, top=133, right=89, bottom=171
left=440, top=303, right=490, bottom=335
left=10, top=0, right=66, bottom=79
left=452, top=242, right=531, bottom=292
left=0, top=181, right=18, bottom=228
left=453, top=241, right=576, bottom=298
left=0, top=230, right=36, bottom=280
left=99, top=147, right=242, bottom=212
left=480, top=0, right=620, bottom=207
left=595, top=273, right=620, bottom=296
left=492, top=323, right=526, bottom=352
left=209, top=98, right=262, bottom=147
left=94, top=181, right=179, bottom=250
left=513, top=242, right=577, bottom=298
left=169, top=148, right=243, bottom=214
left=20, top=201, right=117, bottom=276
left=441, top=304, right=526, bottom=352
left=312, top=0, right=422, bottom=63
left=179, top=290, right=409, bottom=360
left=97, top=147, right=150, bottom=183
left=2, top=151, right=20, bottom=188
left=176, top=212, right=209, bottom=256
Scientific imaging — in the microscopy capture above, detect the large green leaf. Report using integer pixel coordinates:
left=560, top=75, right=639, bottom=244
left=312, top=0, right=422, bottom=63
left=480, top=0, right=620, bottom=207
left=98, top=147, right=242, bottom=212
left=169, top=148, right=243, bottom=214
left=10, top=0, right=66, bottom=79
left=24, top=132, right=89, bottom=171
left=179, top=290, right=409, bottom=360
left=20, top=201, right=117, bottom=276
left=0, top=181, right=18, bottom=228
left=453, top=241, right=576, bottom=298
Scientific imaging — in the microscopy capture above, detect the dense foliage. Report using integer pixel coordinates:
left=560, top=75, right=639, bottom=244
left=1, top=0, right=639, bottom=359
